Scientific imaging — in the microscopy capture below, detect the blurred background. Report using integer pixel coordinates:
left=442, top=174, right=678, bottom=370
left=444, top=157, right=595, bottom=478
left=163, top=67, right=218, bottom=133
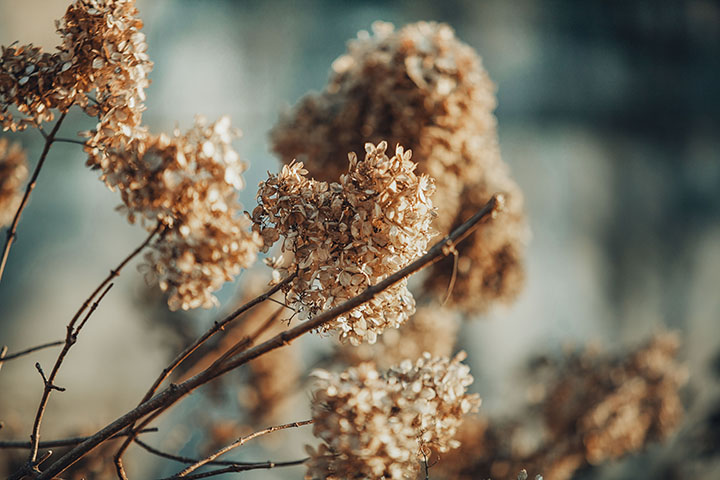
left=1, top=0, right=719, bottom=478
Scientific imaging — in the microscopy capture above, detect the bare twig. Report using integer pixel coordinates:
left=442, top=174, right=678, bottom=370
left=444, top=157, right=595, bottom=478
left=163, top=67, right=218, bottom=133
left=26, top=284, right=115, bottom=466
left=138, top=271, right=297, bottom=406
left=207, top=306, right=285, bottom=372
left=0, top=112, right=68, bottom=285
left=134, top=438, right=305, bottom=469
left=52, top=138, right=87, bottom=146
left=67, top=224, right=162, bottom=334
left=16, top=225, right=160, bottom=476
left=167, top=420, right=313, bottom=478
left=34, top=195, right=501, bottom=480
left=164, top=459, right=308, bottom=480
left=113, top=274, right=297, bottom=479
left=0, top=341, right=64, bottom=365
left=0, top=429, right=158, bottom=449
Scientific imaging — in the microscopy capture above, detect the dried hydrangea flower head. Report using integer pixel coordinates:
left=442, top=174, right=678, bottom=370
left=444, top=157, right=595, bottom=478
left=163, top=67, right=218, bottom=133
left=437, top=333, right=686, bottom=480
left=57, top=0, right=153, bottom=172
left=306, top=352, right=481, bottom=479
left=254, top=141, right=435, bottom=345
left=120, top=116, right=262, bottom=311
left=335, top=305, right=460, bottom=369
left=270, top=21, right=528, bottom=313
left=0, top=44, right=61, bottom=132
left=0, top=139, right=28, bottom=226
left=0, top=0, right=152, bottom=134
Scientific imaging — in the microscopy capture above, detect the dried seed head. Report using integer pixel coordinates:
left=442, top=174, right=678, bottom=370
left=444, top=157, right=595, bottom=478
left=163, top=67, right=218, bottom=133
left=254, top=142, right=436, bottom=344
left=306, top=353, right=481, bottom=479
left=270, top=21, right=529, bottom=313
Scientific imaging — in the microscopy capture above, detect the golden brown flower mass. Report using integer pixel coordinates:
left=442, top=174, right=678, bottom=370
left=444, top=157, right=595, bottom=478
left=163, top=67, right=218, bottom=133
left=254, top=141, right=436, bottom=344
left=270, top=21, right=529, bottom=313
left=306, top=352, right=480, bottom=479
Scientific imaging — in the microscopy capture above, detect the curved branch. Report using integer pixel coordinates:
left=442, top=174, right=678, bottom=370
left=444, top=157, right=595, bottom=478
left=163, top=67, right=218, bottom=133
left=0, top=112, right=68, bottom=285
left=0, top=429, right=158, bottom=449
left=34, top=195, right=502, bottom=480
left=0, top=341, right=64, bottom=365
left=169, top=420, right=312, bottom=478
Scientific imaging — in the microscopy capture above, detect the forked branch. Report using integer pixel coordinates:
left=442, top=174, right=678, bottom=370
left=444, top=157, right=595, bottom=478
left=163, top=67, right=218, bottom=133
left=33, top=194, right=503, bottom=480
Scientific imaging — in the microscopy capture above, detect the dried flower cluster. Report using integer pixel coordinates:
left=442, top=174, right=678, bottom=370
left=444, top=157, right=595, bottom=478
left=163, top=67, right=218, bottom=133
left=0, top=138, right=27, bottom=227
left=335, top=305, right=460, bottom=369
left=58, top=0, right=153, bottom=172
left=437, top=333, right=686, bottom=480
left=1, top=0, right=258, bottom=310
left=270, top=21, right=528, bottom=313
left=306, top=353, right=480, bottom=479
left=253, top=141, right=435, bottom=344
left=129, top=117, right=261, bottom=311
left=0, top=0, right=151, bottom=133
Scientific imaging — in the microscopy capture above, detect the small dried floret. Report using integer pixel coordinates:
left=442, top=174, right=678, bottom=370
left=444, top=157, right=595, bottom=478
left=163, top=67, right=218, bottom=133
left=254, top=141, right=436, bottom=344
left=116, top=116, right=262, bottom=311
left=270, top=21, right=529, bottom=313
left=306, top=352, right=480, bottom=479
left=335, top=305, right=460, bottom=369
left=0, top=138, right=28, bottom=226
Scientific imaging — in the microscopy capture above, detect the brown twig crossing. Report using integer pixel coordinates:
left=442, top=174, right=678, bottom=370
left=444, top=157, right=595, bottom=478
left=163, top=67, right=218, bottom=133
left=0, top=112, right=68, bottom=285
left=33, top=195, right=502, bottom=480
left=9, top=225, right=161, bottom=479
left=0, top=341, right=64, bottom=365
left=165, top=420, right=313, bottom=478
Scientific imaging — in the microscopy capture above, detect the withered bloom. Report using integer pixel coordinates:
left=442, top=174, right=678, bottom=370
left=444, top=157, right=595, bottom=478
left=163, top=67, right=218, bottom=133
left=126, top=116, right=261, bottom=311
left=306, top=353, right=480, bottom=479
left=438, top=333, right=686, bottom=480
left=0, top=138, right=28, bottom=226
left=270, top=21, right=528, bottom=313
left=334, top=305, right=460, bottom=369
left=254, top=141, right=436, bottom=345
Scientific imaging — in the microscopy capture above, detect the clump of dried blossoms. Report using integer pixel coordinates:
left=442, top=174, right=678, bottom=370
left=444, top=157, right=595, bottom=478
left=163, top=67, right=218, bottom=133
left=306, top=353, right=480, bottom=479
left=0, top=139, right=28, bottom=227
left=0, top=0, right=151, bottom=133
left=334, top=305, right=460, bottom=369
left=253, top=141, right=435, bottom=344
left=126, top=116, right=262, bottom=311
left=437, top=333, right=686, bottom=480
left=58, top=0, right=153, bottom=173
left=270, top=21, right=528, bottom=313
left=0, top=43, right=61, bottom=131
left=2, top=0, right=258, bottom=310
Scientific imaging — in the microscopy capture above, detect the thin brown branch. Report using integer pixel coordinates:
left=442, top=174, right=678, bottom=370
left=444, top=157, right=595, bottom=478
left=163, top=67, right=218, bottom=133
left=67, top=224, right=162, bottom=334
left=0, top=429, right=158, bottom=449
left=0, top=112, right=68, bottom=285
left=207, top=306, right=285, bottom=372
left=112, top=274, right=297, bottom=479
left=167, top=420, right=313, bottom=478
left=165, top=459, right=308, bottom=480
left=34, top=195, right=501, bottom=480
left=0, top=341, right=64, bottom=364
left=138, top=271, right=297, bottom=406
left=134, top=438, right=305, bottom=469
left=26, top=283, right=115, bottom=466
left=52, top=138, right=87, bottom=146
left=16, top=226, right=159, bottom=477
